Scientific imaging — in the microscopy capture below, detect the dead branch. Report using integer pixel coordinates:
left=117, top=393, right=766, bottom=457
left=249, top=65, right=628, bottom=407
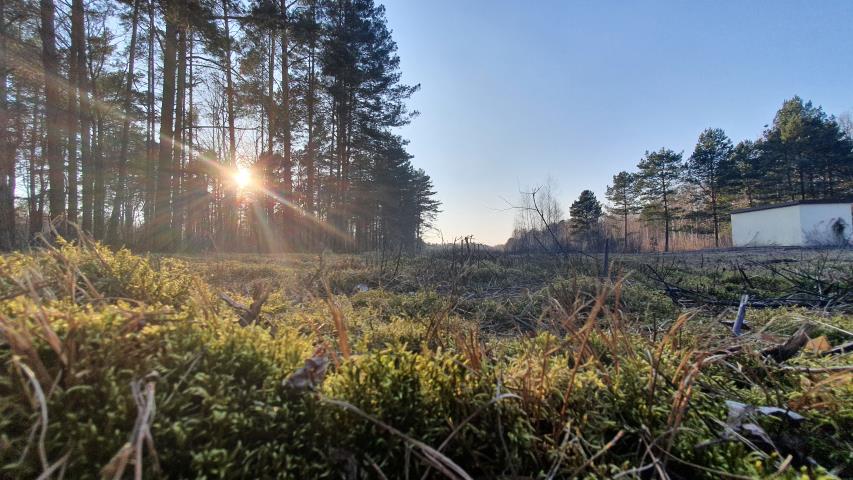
left=763, top=326, right=811, bottom=363
left=322, top=397, right=474, bottom=480
left=219, top=282, right=271, bottom=327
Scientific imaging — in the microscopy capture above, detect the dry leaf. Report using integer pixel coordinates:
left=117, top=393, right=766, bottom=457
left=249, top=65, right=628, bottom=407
left=805, top=335, right=831, bottom=354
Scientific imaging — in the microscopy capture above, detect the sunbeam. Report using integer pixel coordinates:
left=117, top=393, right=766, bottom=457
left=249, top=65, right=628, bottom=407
left=234, top=166, right=251, bottom=190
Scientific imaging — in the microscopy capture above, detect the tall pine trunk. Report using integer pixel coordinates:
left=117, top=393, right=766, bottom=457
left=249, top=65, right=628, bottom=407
left=154, top=12, right=178, bottom=250
left=143, top=0, right=156, bottom=245
left=39, top=0, right=64, bottom=233
left=185, top=32, right=206, bottom=247
left=267, top=33, right=275, bottom=156
left=711, top=189, right=719, bottom=248
left=0, top=0, right=15, bottom=249
left=303, top=1, right=318, bottom=247
left=279, top=0, right=293, bottom=249
left=67, top=0, right=80, bottom=226
left=222, top=0, right=237, bottom=249
left=171, top=25, right=187, bottom=245
left=256, top=32, right=274, bottom=253
left=92, top=97, right=105, bottom=239
left=27, top=97, right=43, bottom=237
left=108, top=0, right=141, bottom=244
left=263, top=32, right=275, bottom=251
left=75, top=0, right=93, bottom=234
left=662, top=182, right=670, bottom=252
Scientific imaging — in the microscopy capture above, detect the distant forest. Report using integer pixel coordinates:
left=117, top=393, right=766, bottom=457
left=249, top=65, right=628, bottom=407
left=0, top=0, right=439, bottom=253
left=508, top=96, right=853, bottom=253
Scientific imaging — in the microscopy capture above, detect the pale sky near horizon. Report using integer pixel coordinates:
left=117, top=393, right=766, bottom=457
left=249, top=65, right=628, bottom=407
left=381, top=0, right=853, bottom=246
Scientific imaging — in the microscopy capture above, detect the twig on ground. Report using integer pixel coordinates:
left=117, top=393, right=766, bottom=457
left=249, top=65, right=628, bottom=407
left=323, top=397, right=474, bottom=480
left=100, top=373, right=159, bottom=480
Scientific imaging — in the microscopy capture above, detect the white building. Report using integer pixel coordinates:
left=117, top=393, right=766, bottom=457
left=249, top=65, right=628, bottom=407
left=731, top=200, right=852, bottom=247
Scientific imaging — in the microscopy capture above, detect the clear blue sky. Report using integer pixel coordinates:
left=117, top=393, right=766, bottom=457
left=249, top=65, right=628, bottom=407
left=382, top=0, right=853, bottom=245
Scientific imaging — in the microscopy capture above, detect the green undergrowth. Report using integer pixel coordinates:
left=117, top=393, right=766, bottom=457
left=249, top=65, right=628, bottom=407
left=0, top=242, right=850, bottom=478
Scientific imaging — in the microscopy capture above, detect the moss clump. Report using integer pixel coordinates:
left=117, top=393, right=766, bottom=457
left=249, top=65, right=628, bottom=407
left=546, top=275, right=678, bottom=320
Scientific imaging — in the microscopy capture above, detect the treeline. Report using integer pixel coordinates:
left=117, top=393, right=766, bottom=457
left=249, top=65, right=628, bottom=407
left=0, top=0, right=439, bottom=253
left=507, top=97, right=853, bottom=253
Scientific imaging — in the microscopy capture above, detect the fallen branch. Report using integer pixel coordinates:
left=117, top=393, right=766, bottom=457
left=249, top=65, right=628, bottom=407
left=780, top=365, right=853, bottom=374
left=763, top=326, right=810, bottom=363
left=568, top=430, right=625, bottom=478
left=219, top=282, right=271, bottom=327
left=643, top=262, right=853, bottom=312
left=823, top=341, right=853, bottom=356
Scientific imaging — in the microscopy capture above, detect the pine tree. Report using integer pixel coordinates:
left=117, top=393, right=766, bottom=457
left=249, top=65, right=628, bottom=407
left=322, top=0, right=419, bottom=249
left=569, top=190, right=602, bottom=233
left=730, top=140, right=761, bottom=207
left=605, top=171, right=640, bottom=251
left=686, top=128, right=733, bottom=247
left=2, top=0, right=437, bottom=253
left=756, top=97, right=853, bottom=202
left=637, top=148, right=682, bottom=252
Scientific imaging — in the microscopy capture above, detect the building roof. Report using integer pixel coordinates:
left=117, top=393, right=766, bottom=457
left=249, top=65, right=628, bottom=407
left=731, top=199, right=853, bottom=215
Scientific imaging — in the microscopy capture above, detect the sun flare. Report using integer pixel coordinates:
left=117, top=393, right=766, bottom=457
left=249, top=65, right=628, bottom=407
left=234, top=167, right=251, bottom=190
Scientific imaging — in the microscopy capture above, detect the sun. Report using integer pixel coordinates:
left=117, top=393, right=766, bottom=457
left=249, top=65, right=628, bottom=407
left=234, top=167, right=252, bottom=190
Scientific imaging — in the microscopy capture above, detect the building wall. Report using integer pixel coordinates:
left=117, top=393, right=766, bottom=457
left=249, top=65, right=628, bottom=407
left=732, top=203, right=853, bottom=247
left=732, top=206, right=802, bottom=246
left=799, top=204, right=853, bottom=246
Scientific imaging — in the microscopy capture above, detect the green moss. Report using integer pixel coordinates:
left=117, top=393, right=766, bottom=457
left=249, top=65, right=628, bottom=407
left=546, top=275, right=679, bottom=320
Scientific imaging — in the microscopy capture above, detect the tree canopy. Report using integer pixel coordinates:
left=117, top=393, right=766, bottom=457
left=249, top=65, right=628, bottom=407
left=569, top=189, right=602, bottom=233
